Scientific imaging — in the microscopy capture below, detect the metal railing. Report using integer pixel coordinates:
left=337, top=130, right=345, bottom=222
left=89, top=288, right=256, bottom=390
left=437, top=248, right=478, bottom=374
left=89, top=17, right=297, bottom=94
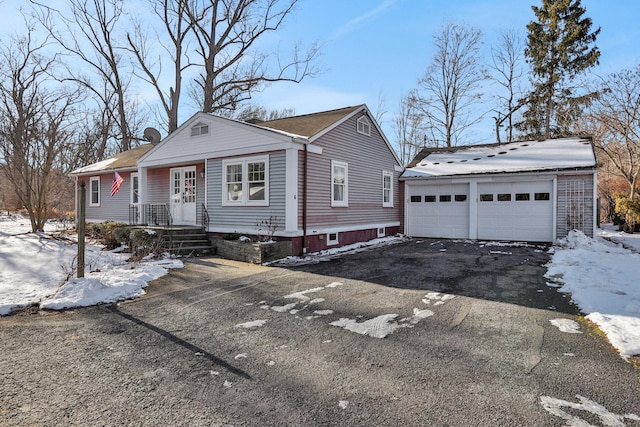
left=201, top=203, right=210, bottom=230
left=129, top=204, right=173, bottom=226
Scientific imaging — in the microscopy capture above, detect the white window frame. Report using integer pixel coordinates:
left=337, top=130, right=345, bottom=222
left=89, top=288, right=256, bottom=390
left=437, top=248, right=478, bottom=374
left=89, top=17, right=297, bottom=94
left=327, top=232, right=339, bottom=246
left=377, top=227, right=385, bottom=238
left=89, top=177, right=100, bottom=206
left=382, top=171, right=393, bottom=207
left=331, top=160, right=348, bottom=207
left=357, top=116, right=371, bottom=136
left=190, top=122, right=209, bottom=136
left=222, top=155, right=269, bottom=206
left=130, top=173, right=139, bottom=204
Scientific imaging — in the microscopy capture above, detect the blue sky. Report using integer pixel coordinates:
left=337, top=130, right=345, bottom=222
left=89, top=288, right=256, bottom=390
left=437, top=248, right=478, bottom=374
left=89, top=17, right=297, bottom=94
left=2, top=0, right=640, bottom=145
left=252, top=0, right=640, bottom=144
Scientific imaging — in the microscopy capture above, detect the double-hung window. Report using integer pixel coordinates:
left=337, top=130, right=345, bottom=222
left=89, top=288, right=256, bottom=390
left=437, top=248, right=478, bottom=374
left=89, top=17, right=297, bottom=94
left=222, top=156, right=268, bottom=206
left=89, top=177, right=100, bottom=206
left=382, top=171, right=393, bottom=207
left=331, top=160, right=348, bottom=207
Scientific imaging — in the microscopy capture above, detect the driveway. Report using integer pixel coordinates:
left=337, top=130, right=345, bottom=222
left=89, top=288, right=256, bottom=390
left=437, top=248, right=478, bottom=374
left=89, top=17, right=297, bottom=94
left=1, top=239, right=639, bottom=426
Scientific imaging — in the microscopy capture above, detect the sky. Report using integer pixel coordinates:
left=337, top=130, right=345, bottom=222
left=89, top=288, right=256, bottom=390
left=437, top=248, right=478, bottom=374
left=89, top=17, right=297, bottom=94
left=1, top=0, right=640, bottom=146
left=1, top=212, right=639, bottom=361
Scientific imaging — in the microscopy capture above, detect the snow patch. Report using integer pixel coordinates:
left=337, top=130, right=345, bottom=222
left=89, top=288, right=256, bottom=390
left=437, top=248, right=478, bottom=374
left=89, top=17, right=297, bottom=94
left=550, top=318, right=582, bottom=334
left=235, top=319, right=268, bottom=329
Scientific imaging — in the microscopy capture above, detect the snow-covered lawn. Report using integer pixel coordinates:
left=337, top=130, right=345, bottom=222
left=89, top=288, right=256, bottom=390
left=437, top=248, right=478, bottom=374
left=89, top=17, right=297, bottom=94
left=1, top=212, right=639, bottom=362
left=546, top=226, right=640, bottom=360
left=0, top=213, right=182, bottom=315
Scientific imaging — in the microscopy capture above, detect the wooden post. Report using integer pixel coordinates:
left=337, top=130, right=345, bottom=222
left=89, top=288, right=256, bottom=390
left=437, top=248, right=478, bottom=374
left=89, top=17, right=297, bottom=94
left=78, top=181, right=86, bottom=278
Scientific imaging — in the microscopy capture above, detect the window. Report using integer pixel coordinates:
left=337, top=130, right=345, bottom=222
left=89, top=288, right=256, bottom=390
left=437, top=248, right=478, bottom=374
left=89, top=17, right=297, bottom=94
left=222, top=156, right=268, bottom=206
left=89, top=177, right=100, bottom=206
left=424, top=195, right=436, bottom=202
left=498, top=193, right=511, bottom=201
left=410, top=195, right=422, bottom=203
left=480, top=194, right=493, bottom=202
left=440, top=195, right=452, bottom=202
left=357, top=116, right=371, bottom=136
left=455, top=194, right=467, bottom=202
left=535, top=192, right=550, bottom=201
left=377, top=227, right=385, bottom=238
left=131, top=173, right=139, bottom=204
left=515, top=193, right=530, bottom=201
left=190, top=122, right=209, bottom=136
left=327, top=232, right=339, bottom=245
left=382, top=171, right=393, bottom=207
left=331, top=161, right=348, bottom=207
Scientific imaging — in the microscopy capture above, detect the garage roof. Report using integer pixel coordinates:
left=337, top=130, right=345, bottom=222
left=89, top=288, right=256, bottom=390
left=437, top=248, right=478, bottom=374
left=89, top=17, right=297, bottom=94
left=401, top=137, right=596, bottom=178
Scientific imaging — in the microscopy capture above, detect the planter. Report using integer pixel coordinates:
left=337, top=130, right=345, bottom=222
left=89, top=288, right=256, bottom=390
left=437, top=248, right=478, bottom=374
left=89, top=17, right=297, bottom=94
left=213, top=237, right=292, bottom=264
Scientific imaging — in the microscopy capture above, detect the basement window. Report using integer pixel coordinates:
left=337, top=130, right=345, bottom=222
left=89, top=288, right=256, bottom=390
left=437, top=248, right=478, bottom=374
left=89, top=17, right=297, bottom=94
left=327, top=232, right=339, bottom=245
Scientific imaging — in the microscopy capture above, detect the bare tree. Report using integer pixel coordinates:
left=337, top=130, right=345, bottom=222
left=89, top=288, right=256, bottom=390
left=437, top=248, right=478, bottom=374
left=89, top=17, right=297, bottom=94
left=184, top=0, right=320, bottom=114
left=31, top=0, right=143, bottom=152
left=489, top=29, right=527, bottom=143
left=412, top=22, right=485, bottom=147
left=0, top=28, right=80, bottom=231
left=127, top=0, right=194, bottom=134
left=228, top=104, right=295, bottom=121
left=586, top=67, right=640, bottom=200
left=393, top=92, right=429, bottom=166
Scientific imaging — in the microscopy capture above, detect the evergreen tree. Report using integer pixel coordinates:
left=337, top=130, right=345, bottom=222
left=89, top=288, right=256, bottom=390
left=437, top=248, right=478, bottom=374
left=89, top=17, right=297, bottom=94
left=520, top=0, right=600, bottom=139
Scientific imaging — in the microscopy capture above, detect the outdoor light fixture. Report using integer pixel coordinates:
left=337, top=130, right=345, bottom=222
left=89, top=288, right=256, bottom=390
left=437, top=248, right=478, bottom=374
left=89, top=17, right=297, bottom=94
left=200, top=168, right=206, bottom=178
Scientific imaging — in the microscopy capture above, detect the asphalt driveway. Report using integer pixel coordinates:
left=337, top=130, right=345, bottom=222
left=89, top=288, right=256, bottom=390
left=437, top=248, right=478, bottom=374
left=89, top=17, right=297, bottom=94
left=1, top=238, right=639, bottom=426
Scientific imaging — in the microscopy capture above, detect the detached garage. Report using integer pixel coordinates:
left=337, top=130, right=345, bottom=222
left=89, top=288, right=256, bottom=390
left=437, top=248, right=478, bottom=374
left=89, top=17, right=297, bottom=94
left=401, top=137, right=597, bottom=242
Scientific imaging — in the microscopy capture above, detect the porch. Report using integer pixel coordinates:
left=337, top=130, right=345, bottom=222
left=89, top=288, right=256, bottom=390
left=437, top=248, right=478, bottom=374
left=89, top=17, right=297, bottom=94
left=128, top=203, right=210, bottom=229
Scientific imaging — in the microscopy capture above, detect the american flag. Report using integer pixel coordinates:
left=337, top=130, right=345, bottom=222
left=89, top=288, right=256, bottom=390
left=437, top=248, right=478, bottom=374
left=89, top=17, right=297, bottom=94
left=111, top=172, right=124, bottom=197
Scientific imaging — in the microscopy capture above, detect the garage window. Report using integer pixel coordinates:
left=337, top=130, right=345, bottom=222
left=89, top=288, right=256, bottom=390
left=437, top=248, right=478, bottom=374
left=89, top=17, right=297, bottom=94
left=410, top=195, right=422, bottom=202
left=455, top=194, right=467, bottom=202
left=515, top=193, right=530, bottom=201
left=535, top=192, right=550, bottom=201
left=425, top=195, right=436, bottom=202
left=498, top=193, right=511, bottom=201
left=440, top=195, right=451, bottom=202
left=480, top=194, right=493, bottom=202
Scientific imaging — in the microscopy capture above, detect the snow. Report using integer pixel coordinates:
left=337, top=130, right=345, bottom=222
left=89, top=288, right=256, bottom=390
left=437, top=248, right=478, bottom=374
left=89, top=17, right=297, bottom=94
left=402, top=137, right=595, bottom=178
left=550, top=318, right=583, bottom=334
left=545, top=227, right=640, bottom=360
left=0, top=213, right=183, bottom=315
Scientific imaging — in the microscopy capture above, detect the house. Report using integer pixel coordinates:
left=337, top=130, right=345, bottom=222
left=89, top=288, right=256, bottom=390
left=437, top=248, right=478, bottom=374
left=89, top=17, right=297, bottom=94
left=400, top=137, right=598, bottom=242
left=71, top=105, right=403, bottom=255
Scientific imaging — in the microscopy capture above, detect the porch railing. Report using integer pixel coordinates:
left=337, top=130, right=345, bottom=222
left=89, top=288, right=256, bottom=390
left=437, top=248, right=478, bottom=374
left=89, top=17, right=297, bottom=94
left=129, top=203, right=173, bottom=226
left=201, top=203, right=210, bottom=230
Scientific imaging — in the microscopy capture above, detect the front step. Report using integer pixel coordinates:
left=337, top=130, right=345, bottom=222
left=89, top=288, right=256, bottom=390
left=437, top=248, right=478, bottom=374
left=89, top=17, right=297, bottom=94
left=159, top=226, right=212, bottom=256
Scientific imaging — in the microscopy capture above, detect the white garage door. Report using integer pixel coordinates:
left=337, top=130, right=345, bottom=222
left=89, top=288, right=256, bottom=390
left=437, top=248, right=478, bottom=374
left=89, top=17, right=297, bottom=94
left=406, top=184, right=469, bottom=238
left=477, top=181, right=553, bottom=242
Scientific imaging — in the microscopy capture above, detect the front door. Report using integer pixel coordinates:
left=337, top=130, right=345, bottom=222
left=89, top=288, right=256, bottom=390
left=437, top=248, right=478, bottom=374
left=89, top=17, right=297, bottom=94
left=170, top=167, right=197, bottom=225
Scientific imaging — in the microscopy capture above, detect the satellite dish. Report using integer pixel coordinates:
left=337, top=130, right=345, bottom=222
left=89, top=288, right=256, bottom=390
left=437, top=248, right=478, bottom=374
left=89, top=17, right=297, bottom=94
left=143, top=127, right=162, bottom=144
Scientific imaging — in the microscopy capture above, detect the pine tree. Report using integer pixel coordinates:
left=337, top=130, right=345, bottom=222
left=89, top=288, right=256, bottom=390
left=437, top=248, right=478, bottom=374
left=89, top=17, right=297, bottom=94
left=520, top=0, right=600, bottom=139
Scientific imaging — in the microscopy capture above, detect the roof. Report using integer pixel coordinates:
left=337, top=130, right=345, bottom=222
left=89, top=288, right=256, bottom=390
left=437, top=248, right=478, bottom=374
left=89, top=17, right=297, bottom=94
left=401, top=137, right=596, bottom=179
left=70, top=144, right=155, bottom=175
left=256, top=105, right=363, bottom=137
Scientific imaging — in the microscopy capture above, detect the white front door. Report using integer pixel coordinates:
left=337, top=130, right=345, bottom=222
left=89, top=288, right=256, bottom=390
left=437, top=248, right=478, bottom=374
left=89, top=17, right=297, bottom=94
left=170, top=167, right=197, bottom=225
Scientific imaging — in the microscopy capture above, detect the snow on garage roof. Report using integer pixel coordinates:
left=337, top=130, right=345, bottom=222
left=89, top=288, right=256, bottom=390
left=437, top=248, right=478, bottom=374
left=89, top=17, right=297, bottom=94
left=401, top=137, right=596, bottom=179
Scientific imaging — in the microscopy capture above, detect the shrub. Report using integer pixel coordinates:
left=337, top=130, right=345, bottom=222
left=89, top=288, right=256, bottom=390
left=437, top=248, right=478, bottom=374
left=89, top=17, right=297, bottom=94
left=614, top=193, right=640, bottom=233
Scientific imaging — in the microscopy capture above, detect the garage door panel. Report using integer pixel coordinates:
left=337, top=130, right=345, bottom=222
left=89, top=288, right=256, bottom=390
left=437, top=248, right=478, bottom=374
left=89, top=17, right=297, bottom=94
left=478, top=181, right=553, bottom=242
left=407, top=184, right=469, bottom=239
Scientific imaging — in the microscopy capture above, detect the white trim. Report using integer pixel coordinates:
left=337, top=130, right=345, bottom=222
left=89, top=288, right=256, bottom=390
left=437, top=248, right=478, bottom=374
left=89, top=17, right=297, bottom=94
left=382, top=170, right=393, bottom=207
left=552, top=177, right=558, bottom=241
left=285, top=149, right=298, bottom=232
left=89, top=177, right=100, bottom=206
left=221, top=155, right=269, bottom=206
left=331, top=160, right=348, bottom=207
left=592, top=171, right=598, bottom=235
left=394, top=165, right=404, bottom=172
left=377, top=227, right=385, bottom=238
left=207, top=221, right=401, bottom=238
